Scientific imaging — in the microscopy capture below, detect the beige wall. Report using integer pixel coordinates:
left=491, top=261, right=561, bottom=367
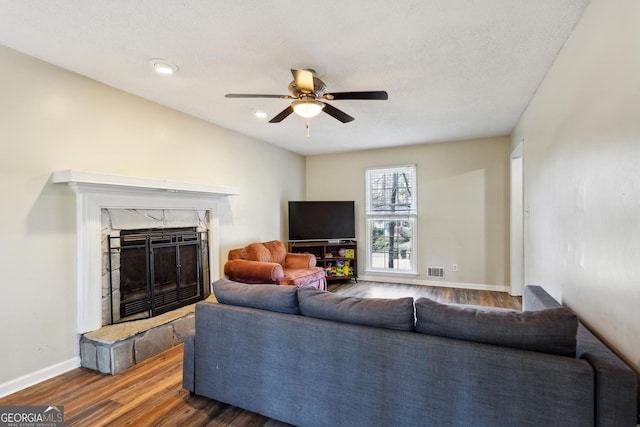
left=0, top=45, right=305, bottom=390
left=306, top=137, right=511, bottom=289
left=512, top=0, right=640, bottom=377
left=4, top=0, right=639, bottom=408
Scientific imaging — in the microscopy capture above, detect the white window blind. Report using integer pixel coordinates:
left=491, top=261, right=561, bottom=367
left=365, top=165, right=417, bottom=274
left=366, top=165, right=416, bottom=215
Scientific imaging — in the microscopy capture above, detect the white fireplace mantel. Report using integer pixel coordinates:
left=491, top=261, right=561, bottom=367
left=52, top=169, right=239, bottom=333
left=52, top=169, right=240, bottom=197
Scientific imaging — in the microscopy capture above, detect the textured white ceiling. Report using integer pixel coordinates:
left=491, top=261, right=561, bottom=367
left=0, top=1, right=590, bottom=155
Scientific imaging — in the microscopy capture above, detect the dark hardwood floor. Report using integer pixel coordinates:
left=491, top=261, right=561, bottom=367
left=0, top=281, right=521, bottom=426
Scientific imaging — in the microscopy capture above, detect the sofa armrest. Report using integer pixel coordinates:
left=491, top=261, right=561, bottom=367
left=523, top=285, right=562, bottom=311
left=224, top=259, right=284, bottom=283
left=284, top=252, right=316, bottom=269
left=524, top=285, right=638, bottom=426
left=577, top=324, right=637, bottom=426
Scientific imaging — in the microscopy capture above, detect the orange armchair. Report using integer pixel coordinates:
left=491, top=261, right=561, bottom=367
left=224, top=240, right=327, bottom=290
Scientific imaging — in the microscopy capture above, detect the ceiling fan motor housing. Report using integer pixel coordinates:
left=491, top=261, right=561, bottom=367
left=288, top=77, right=327, bottom=97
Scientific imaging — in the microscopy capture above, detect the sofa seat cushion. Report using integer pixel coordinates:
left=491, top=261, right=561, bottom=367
left=415, top=297, right=578, bottom=357
left=298, top=287, right=415, bottom=331
left=212, top=279, right=300, bottom=314
left=279, top=267, right=325, bottom=287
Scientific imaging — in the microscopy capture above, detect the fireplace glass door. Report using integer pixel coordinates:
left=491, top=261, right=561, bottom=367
left=108, top=227, right=209, bottom=324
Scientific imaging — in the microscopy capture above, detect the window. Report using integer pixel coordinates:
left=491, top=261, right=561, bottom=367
left=366, top=165, right=417, bottom=274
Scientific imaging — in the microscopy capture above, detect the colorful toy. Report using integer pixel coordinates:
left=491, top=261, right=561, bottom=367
left=326, top=259, right=354, bottom=278
left=335, top=260, right=345, bottom=276
left=343, top=261, right=350, bottom=276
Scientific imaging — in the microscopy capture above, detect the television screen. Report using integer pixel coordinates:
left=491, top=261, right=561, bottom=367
left=288, top=201, right=355, bottom=242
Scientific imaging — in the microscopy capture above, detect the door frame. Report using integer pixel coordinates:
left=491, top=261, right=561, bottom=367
left=510, top=141, right=524, bottom=296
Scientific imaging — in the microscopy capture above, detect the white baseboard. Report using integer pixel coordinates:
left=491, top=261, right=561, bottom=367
left=357, top=274, right=508, bottom=292
left=0, top=357, right=81, bottom=398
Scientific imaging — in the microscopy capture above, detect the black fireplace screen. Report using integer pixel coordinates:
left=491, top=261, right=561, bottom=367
left=107, top=227, right=209, bottom=324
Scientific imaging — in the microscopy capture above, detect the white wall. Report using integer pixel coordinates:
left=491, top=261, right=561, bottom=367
left=0, top=45, right=305, bottom=391
left=306, top=137, right=510, bottom=289
left=512, top=0, right=640, bottom=377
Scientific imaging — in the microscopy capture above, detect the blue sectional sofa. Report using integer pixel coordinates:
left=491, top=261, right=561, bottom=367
left=183, top=279, right=637, bottom=426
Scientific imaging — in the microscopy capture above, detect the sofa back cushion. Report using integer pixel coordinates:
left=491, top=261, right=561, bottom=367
left=298, top=287, right=414, bottom=331
left=227, top=248, right=244, bottom=260
left=240, top=240, right=288, bottom=266
left=241, top=243, right=273, bottom=263
left=415, top=297, right=578, bottom=357
left=262, top=240, right=287, bottom=266
left=212, top=279, right=300, bottom=314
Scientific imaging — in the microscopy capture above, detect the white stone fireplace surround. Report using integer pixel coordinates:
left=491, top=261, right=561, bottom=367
left=53, top=170, right=239, bottom=334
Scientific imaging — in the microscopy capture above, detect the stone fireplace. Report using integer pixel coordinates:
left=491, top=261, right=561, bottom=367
left=53, top=170, right=238, bottom=373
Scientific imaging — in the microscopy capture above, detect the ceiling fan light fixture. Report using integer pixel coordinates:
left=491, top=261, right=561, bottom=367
left=292, top=99, right=324, bottom=118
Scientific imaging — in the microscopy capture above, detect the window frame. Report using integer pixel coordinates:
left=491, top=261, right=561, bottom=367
left=365, top=165, right=417, bottom=275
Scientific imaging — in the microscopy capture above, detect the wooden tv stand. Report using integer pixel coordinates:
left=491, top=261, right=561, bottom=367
left=288, top=240, right=358, bottom=283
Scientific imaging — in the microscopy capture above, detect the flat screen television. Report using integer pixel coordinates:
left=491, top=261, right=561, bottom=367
left=288, top=201, right=355, bottom=242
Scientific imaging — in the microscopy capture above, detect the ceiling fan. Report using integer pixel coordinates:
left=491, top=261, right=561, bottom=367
left=225, top=69, right=388, bottom=124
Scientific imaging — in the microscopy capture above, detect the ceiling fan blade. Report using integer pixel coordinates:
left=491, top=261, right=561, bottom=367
left=269, top=106, right=294, bottom=123
left=324, top=91, right=388, bottom=100
left=323, top=103, right=355, bottom=123
left=225, top=94, right=291, bottom=99
left=291, top=69, right=315, bottom=93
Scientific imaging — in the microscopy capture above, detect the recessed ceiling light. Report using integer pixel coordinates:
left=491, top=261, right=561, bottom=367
left=253, top=109, right=268, bottom=119
left=149, top=59, right=178, bottom=75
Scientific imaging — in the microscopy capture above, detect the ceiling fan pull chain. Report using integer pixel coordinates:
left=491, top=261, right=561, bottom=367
left=306, top=117, right=311, bottom=138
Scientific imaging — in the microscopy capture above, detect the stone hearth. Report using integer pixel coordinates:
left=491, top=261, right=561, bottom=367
left=80, top=294, right=216, bottom=374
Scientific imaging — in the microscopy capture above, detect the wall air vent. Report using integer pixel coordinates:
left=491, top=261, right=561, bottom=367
left=427, top=267, right=445, bottom=278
